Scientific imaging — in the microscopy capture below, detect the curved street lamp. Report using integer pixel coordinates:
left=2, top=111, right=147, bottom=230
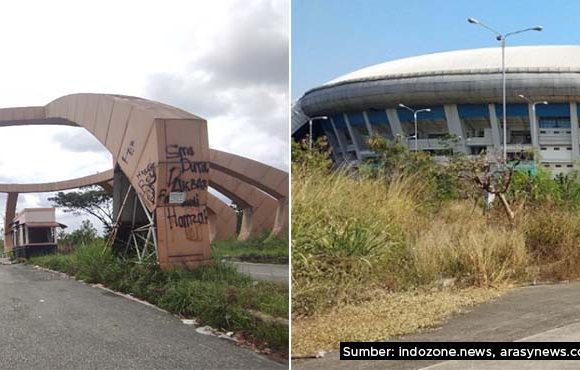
left=398, top=103, right=431, bottom=151
left=518, top=94, right=548, bottom=151
left=468, top=17, right=543, bottom=161
left=308, top=116, right=328, bottom=151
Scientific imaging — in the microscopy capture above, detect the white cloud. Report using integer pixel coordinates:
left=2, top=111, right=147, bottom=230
left=145, top=0, right=289, bottom=170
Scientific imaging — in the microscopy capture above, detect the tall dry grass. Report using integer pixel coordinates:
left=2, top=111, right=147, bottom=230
left=292, top=166, right=580, bottom=317
left=521, top=206, right=580, bottom=280
left=411, top=203, right=529, bottom=287
left=292, top=168, right=419, bottom=315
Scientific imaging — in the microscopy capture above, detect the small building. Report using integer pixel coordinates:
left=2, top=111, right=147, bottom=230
left=10, top=208, right=67, bottom=258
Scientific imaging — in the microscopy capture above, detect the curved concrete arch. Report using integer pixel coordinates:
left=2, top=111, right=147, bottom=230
left=0, top=164, right=279, bottom=245
left=206, top=193, right=237, bottom=242
left=209, top=170, right=277, bottom=240
left=0, top=94, right=288, bottom=267
left=209, top=149, right=288, bottom=236
left=0, top=170, right=113, bottom=193
left=2, top=170, right=115, bottom=252
left=0, top=93, right=211, bottom=268
left=2, top=174, right=237, bottom=250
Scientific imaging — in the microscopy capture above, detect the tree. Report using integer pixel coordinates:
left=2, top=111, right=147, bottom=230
left=366, top=134, right=520, bottom=223
left=48, top=185, right=113, bottom=232
left=291, top=136, right=332, bottom=173
left=449, top=152, right=519, bottom=222
left=60, top=219, right=98, bottom=246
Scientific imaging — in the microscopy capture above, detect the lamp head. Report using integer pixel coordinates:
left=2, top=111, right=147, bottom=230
left=398, top=103, right=405, bottom=108
left=533, top=26, right=543, bottom=32
left=518, top=94, right=525, bottom=99
left=425, top=108, right=431, bottom=112
left=541, top=101, right=548, bottom=105
left=467, top=17, right=479, bottom=24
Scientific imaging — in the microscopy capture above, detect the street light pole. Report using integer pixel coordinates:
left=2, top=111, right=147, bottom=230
left=501, top=36, right=507, bottom=161
left=398, top=104, right=431, bottom=151
left=467, top=17, right=543, bottom=162
left=308, top=116, right=328, bottom=151
left=518, top=94, right=548, bottom=151
left=414, top=111, right=418, bottom=151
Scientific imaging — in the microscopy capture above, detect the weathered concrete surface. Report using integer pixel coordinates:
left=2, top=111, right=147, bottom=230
left=294, top=282, right=580, bottom=370
left=209, top=149, right=288, bottom=237
left=232, top=262, right=289, bottom=285
left=0, top=263, right=284, bottom=369
left=424, top=323, right=580, bottom=369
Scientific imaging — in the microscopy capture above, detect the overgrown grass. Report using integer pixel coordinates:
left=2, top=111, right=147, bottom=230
left=212, top=234, right=288, bottom=264
left=29, top=241, right=288, bottom=354
left=411, top=203, right=529, bottom=287
left=292, top=165, right=580, bottom=354
left=292, top=169, right=418, bottom=315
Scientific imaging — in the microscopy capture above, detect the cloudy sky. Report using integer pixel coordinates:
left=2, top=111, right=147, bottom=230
left=0, top=0, right=289, bottom=232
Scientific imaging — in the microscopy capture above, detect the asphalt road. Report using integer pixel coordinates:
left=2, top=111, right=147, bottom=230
left=294, top=281, right=580, bottom=370
left=232, top=262, right=289, bottom=285
left=0, top=263, right=285, bottom=369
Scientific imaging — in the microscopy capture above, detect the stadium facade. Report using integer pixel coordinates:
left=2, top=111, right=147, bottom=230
left=292, top=45, right=580, bottom=174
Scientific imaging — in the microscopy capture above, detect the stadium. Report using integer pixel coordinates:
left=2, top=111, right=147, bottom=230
left=292, top=45, right=580, bottom=174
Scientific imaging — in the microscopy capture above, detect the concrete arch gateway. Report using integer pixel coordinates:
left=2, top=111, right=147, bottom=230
left=0, top=93, right=288, bottom=269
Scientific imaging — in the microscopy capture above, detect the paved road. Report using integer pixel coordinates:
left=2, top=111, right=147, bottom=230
left=232, top=262, right=289, bottom=285
left=294, top=282, right=580, bottom=370
left=0, top=264, right=285, bottom=369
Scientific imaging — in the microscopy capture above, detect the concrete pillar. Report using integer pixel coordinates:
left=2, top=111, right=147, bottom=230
left=488, top=103, right=501, bottom=150
left=362, top=111, right=374, bottom=136
left=237, top=207, right=253, bottom=241
left=321, top=125, right=340, bottom=162
left=271, top=197, right=288, bottom=238
left=329, top=118, right=347, bottom=161
left=570, top=103, right=580, bottom=165
left=154, top=119, right=212, bottom=270
left=386, top=108, right=405, bottom=144
left=528, top=104, right=540, bottom=151
left=4, top=192, right=18, bottom=253
left=207, top=209, right=218, bottom=242
left=444, top=104, right=468, bottom=153
left=343, top=113, right=362, bottom=160
left=206, top=194, right=237, bottom=242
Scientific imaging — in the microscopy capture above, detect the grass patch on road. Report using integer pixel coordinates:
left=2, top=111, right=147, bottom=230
left=212, top=234, right=288, bottom=264
left=28, top=242, right=288, bottom=355
left=292, top=287, right=507, bottom=357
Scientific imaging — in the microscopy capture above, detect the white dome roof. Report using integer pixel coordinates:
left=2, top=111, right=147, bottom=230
left=326, top=45, right=580, bottom=85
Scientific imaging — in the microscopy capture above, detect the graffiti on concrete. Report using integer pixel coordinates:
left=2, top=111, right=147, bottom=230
left=167, top=167, right=208, bottom=192
left=165, top=145, right=209, bottom=174
left=159, top=144, right=210, bottom=208
left=136, top=162, right=156, bottom=204
left=161, top=144, right=210, bottom=242
left=167, top=206, right=208, bottom=229
left=121, top=140, right=135, bottom=164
